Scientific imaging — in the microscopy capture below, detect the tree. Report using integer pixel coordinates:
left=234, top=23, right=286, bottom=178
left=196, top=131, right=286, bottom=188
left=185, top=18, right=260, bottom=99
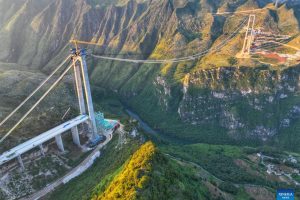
left=219, top=182, right=238, bottom=194
left=227, top=57, right=238, bottom=66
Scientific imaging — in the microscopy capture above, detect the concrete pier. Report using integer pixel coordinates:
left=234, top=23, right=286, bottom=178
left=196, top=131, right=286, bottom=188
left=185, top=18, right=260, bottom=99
left=71, top=126, right=80, bottom=146
left=275, top=0, right=279, bottom=8
left=17, top=155, right=25, bottom=170
left=39, top=144, right=45, bottom=156
left=55, top=134, right=65, bottom=152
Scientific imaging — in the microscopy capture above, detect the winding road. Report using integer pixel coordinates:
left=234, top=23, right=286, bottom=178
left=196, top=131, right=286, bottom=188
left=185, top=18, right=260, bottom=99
left=22, top=130, right=113, bottom=200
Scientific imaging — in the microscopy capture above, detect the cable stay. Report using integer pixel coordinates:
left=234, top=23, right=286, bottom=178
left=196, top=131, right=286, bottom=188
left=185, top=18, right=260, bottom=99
left=0, top=59, right=76, bottom=144
left=0, top=56, right=71, bottom=128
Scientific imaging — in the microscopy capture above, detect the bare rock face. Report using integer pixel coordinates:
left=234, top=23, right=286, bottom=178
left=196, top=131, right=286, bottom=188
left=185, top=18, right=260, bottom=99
left=175, top=66, right=300, bottom=141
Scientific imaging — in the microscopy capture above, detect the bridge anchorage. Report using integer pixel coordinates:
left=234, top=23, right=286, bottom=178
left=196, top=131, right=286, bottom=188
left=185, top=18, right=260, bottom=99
left=0, top=48, right=109, bottom=171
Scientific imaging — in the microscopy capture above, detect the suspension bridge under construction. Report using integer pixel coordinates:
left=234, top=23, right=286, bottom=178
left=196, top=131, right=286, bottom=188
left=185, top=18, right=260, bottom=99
left=0, top=49, right=119, bottom=170
left=0, top=0, right=299, bottom=172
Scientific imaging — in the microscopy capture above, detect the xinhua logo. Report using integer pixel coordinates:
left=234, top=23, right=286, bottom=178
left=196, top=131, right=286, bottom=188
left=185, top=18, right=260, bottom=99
left=277, top=189, right=295, bottom=200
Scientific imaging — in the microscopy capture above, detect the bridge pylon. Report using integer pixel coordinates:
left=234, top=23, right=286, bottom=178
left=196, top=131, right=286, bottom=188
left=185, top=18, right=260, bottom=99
left=71, top=49, right=100, bottom=140
left=275, top=0, right=279, bottom=8
left=239, top=14, right=256, bottom=58
left=0, top=49, right=102, bottom=170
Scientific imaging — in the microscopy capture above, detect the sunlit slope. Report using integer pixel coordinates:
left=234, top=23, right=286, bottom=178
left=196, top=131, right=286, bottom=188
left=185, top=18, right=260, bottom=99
left=2, top=0, right=299, bottom=70
left=93, top=141, right=208, bottom=200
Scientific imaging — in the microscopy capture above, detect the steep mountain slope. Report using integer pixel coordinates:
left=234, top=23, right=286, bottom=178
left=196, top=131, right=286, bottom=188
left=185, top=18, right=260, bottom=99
left=0, top=0, right=300, bottom=150
left=3, top=0, right=298, bottom=69
left=92, top=141, right=209, bottom=200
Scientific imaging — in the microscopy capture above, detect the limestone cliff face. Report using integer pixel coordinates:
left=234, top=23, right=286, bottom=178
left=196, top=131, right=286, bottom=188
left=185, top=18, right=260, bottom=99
left=147, top=65, right=300, bottom=151
left=176, top=66, right=300, bottom=141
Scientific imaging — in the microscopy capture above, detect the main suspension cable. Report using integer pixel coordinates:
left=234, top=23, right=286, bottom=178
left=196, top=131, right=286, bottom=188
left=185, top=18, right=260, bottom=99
left=91, top=18, right=247, bottom=64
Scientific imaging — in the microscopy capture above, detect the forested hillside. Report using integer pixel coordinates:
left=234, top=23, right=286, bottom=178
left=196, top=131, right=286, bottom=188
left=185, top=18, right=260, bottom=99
left=93, top=141, right=208, bottom=200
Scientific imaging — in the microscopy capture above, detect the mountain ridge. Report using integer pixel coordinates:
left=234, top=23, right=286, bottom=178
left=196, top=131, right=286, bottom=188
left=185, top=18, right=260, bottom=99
left=92, top=141, right=209, bottom=200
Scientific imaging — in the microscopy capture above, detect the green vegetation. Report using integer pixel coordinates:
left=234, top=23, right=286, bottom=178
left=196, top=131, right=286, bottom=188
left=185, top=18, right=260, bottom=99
left=28, top=155, right=68, bottom=190
left=160, top=142, right=300, bottom=197
left=93, top=141, right=209, bottom=200
left=161, top=143, right=266, bottom=184
left=219, top=182, right=238, bottom=195
left=178, top=26, right=202, bottom=43
left=292, top=174, right=300, bottom=183
left=126, top=80, right=233, bottom=145
left=90, top=166, right=124, bottom=198
left=228, top=57, right=238, bottom=66
left=0, top=189, right=7, bottom=200
left=85, top=87, right=300, bottom=199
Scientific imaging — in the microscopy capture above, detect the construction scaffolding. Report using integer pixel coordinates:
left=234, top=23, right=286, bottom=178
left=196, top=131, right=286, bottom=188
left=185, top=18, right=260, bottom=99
left=95, top=112, right=118, bottom=131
